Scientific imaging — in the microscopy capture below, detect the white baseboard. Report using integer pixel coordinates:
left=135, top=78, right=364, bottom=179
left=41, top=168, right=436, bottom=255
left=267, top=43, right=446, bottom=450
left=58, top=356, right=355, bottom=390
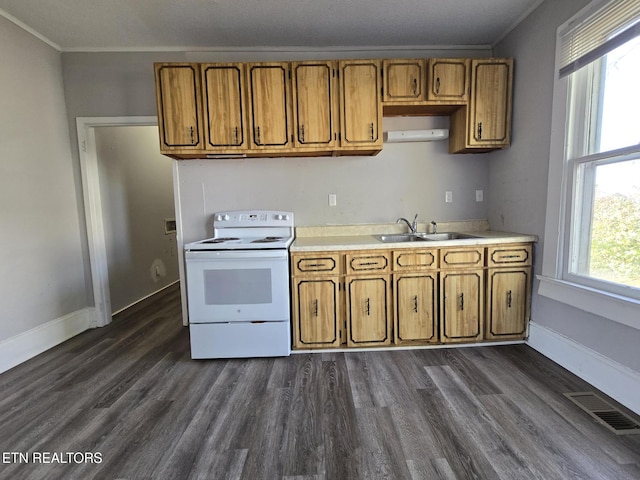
left=527, top=322, right=640, bottom=415
left=0, top=307, right=95, bottom=374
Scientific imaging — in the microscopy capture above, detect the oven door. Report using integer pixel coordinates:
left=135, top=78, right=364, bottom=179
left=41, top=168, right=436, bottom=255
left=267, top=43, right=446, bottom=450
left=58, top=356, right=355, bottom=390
left=185, top=249, right=290, bottom=324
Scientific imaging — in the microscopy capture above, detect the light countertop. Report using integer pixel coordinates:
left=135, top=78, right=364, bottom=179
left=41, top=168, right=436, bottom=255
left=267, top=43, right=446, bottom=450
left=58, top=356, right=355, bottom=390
left=290, top=221, right=537, bottom=252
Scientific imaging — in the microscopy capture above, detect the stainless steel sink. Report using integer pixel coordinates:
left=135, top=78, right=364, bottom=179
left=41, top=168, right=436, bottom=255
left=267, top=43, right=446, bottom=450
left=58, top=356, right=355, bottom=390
left=419, top=232, right=479, bottom=241
left=374, top=232, right=479, bottom=243
left=374, top=234, right=430, bottom=243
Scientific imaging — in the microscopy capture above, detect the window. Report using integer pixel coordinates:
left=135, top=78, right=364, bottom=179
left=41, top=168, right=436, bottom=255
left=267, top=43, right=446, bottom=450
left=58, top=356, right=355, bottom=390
left=565, top=36, right=640, bottom=297
left=539, top=0, right=640, bottom=327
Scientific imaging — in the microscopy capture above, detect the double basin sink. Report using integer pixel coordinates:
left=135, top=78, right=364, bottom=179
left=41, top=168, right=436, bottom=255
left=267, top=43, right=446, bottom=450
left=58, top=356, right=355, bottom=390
left=374, top=232, right=479, bottom=243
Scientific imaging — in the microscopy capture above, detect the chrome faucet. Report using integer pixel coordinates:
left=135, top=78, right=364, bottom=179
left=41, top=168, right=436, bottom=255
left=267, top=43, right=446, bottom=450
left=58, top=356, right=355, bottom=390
left=397, top=214, right=418, bottom=234
left=431, top=221, right=437, bottom=234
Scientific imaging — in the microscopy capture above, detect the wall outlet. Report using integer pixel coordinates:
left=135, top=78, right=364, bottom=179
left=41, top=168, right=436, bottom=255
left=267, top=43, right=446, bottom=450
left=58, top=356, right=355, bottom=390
left=445, top=191, right=453, bottom=203
left=328, top=193, right=337, bottom=207
left=476, top=190, right=484, bottom=202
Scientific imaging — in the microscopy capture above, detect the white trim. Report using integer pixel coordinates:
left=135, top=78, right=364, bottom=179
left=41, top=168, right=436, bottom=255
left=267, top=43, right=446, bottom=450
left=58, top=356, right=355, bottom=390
left=538, top=276, right=640, bottom=330
left=492, top=0, right=546, bottom=47
left=527, top=322, right=640, bottom=415
left=76, top=116, right=159, bottom=328
left=0, top=308, right=94, bottom=374
left=111, top=280, right=180, bottom=316
left=0, top=8, right=61, bottom=51
left=293, top=340, right=525, bottom=354
left=62, top=44, right=493, bottom=54
left=172, top=163, right=189, bottom=326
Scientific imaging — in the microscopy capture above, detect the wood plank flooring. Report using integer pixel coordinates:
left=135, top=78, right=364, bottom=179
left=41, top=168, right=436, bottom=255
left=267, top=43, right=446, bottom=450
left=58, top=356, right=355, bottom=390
left=1, top=283, right=639, bottom=479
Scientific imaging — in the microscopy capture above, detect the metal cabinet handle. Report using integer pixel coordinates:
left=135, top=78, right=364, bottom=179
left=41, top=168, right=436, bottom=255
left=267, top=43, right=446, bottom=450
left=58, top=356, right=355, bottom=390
left=189, top=126, right=195, bottom=144
left=256, top=126, right=261, bottom=144
left=314, top=299, right=319, bottom=317
left=413, top=295, right=418, bottom=313
left=366, top=298, right=370, bottom=316
left=459, top=293, right=464, bottom=311
left=369, top=123, right=374, bottom=141
left=234, top=126, right=239, bottom=145
left=477, top=122, right=483, bottom=140
left=435, top=77, right=440, bottom=95
left=300, top=124, right=305, bottom=143
left=412, top=78, right=417, bottom=96
left=507, top=290, right=512, bottom=309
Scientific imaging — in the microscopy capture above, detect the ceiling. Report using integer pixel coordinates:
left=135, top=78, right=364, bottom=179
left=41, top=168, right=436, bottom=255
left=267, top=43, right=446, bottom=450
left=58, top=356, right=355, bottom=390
left=0, top=0, right=543, bottom=52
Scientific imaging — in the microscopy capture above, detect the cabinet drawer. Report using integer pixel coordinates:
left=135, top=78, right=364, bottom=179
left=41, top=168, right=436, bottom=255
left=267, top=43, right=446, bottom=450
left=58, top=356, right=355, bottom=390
left=487, top=244, right=532, bottom=267
left=393, top=249, right=438, bottom=271
left=292, top=253, right=342, bottom=275
left=345, top=252, right=390, bottom=274
left=440, top=248, right=484, bottom=269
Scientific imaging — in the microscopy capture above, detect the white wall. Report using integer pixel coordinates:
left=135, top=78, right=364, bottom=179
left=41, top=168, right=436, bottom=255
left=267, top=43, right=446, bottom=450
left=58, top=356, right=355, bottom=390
left=60, top=48, right=494, bottom=261
left=490, top=0, right=640, bottom=375
left=95, top=126, right=179, bottom=313
left=179, top=115, right=490, bottom=243
left=0, top=17, right=88, bottom=345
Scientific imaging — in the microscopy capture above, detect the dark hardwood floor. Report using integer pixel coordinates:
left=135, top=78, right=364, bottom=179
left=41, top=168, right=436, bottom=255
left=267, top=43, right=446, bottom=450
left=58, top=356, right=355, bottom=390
left=1, top=283, right=639, bottom=479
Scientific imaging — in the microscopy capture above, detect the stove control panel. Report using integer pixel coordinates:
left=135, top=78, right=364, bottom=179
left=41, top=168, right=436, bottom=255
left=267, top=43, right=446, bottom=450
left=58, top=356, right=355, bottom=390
left=213, top=210, right=294, bottom=228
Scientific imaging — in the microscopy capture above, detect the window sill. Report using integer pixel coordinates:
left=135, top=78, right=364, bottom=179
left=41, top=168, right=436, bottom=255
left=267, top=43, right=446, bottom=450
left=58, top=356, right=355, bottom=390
left=537, top=276, right=640, bottom=331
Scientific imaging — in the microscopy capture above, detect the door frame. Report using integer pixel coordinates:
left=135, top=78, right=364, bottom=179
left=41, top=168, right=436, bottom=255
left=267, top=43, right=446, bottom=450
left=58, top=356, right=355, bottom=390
left=76, top=116, right=186, bottom=327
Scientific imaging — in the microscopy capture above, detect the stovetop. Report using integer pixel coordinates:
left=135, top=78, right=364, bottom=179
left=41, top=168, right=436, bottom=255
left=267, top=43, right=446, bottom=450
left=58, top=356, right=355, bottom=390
left=184, top=210, right=295, bottom=251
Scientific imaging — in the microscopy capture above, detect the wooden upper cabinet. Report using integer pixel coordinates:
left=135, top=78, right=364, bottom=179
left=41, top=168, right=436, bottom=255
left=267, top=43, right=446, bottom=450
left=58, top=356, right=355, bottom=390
left=291, top=61, right=337, bottom=149
left=470, top=58, right=513, bottom=144
left=201, top=63, right=246, bottom=150
left=427, top=58, right=469, bottom=102
left=154, top=63, right=203, bottom=152
left=449, top=58, right=513, bottom=153
left=382, top=59, right=426, bottom=102
left=338, top=60, right=383, bottom=151
left=246, top=63, right=292, bottom=149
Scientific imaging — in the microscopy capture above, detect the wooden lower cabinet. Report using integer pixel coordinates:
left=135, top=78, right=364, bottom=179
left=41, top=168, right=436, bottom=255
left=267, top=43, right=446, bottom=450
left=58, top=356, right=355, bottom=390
left=346, top=275, right=392, bottom=347
left=290, top=242, right=532, bottom=350
left=394, top=273, right=437, bottom=344
left=485, top=269, right=530, bottom=339
left=292, top=277, right=341, bottom=348
left=440, top=270, right=484, bottom=343
left=485, top=244, right=532, bottom=340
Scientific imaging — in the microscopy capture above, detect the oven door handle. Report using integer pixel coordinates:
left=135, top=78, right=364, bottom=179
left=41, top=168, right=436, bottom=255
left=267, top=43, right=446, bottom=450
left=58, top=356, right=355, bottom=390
left=185, top=251, right=288, bottom=261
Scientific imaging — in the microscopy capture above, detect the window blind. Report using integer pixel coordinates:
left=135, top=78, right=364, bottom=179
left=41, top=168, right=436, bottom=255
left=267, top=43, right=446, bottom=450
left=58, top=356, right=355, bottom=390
left=558, top=0, right=640, bottom=77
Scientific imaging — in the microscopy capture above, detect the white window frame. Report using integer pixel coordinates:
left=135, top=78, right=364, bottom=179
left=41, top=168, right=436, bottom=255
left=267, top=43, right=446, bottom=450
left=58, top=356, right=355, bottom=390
left=538, top=0, right=640, bottom=330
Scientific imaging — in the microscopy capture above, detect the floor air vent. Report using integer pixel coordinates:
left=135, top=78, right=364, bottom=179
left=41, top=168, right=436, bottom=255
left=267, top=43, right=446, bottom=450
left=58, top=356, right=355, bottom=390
left=564, top=392, right=640, bottom=435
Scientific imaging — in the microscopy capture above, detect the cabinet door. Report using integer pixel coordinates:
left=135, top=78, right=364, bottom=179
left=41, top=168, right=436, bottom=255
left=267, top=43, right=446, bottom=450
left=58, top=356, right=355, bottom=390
left=291, top=61, right=337, bottom=149
left=154, top=63, right=203, bottom=151
left=486, top=268, right=530, bottom=340
left=427, top=58, right=469, bottom=101
left=383, top=59, right=426, bottom=102
left=394, top=274, right=437, bottom=344
left=440, top=271, right=483, bottom=343
left=201, top=63, right=246, bottom=149
left=469, top=58, right=513, bottom=146
left=293, top=277, right=341, bottom=348
left=246, top=63, right=291, bottom=149
left=346, top=276, right=391, bottom=347
left=338, top=60, right=382, bottom=149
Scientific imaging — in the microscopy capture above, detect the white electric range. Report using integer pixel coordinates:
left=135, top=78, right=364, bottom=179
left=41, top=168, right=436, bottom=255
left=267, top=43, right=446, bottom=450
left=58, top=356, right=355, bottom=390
left=184, top=210, right=294, bottom=359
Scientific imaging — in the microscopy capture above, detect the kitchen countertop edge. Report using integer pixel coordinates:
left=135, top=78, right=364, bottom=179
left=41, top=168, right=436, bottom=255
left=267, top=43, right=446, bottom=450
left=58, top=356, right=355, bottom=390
left=290, top=230, right=538, bottom=252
